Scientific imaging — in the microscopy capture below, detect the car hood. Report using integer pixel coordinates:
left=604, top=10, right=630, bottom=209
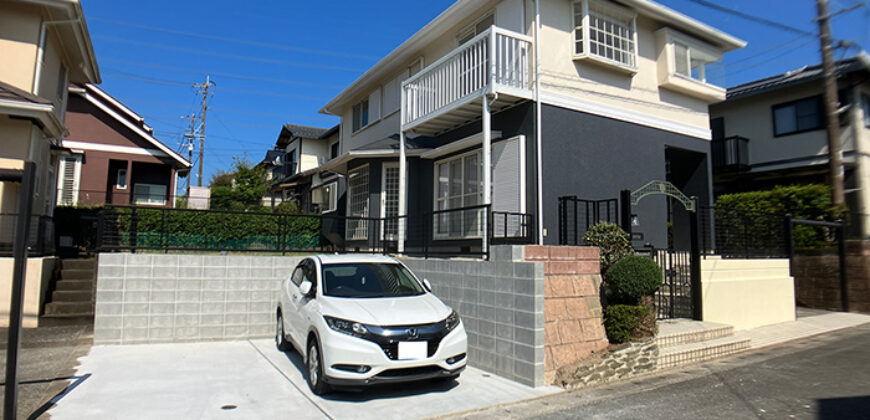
left=320, top=294, right=452, bottom=326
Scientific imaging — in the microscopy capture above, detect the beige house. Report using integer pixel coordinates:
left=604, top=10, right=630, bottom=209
left=0, top=0, right=100, bottom=327
left=710, top=55, right=870, bottom=238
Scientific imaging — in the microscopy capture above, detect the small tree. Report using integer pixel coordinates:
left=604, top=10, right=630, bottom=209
left=210, top=157, right=270, bottom=211
left=583, top=222, right=633, bottom=273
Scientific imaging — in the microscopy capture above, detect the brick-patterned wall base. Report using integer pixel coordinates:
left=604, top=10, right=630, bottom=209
left=793, top=255, right=870, bottom=313
left=525, top=246, right=608, bottom=384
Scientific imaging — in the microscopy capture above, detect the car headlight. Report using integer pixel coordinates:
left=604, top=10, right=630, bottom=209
left=444, top=310, right=460, bottom=332
left=324, top=316, right=369, bottom=338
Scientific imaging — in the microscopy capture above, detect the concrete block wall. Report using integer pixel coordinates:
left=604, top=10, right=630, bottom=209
left=94, top=254, right=303, bottom=344
left=401, top=252, right=546, bottom=387
left=524, top=245, right=608, bottom=384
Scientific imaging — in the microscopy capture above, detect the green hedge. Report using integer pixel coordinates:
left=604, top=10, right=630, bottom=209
left=715, top=184, right=837, bottom=249
left=605, top=255, right=663, bottom=305
left=603, top=304, right=652, bottom=344
left=111, top=207, right=321, bottom=250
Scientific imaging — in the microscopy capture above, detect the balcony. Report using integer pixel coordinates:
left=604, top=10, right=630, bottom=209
left=401, top=27, right=534, bottom=136
left=712, top=136, right=750, bottom=173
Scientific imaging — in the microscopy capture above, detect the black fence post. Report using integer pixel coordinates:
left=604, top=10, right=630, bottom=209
left=784, top=214, right=794, bottom=273
left=96, top=208, right=105, bottom=252
left=160, top=207, right=167, bottom=254
left=689, top=197, right=703, bottom=321
left=619, top=189, right=632, bottom=238
left=129, top=206, right=138, bottom=254
left=837, top=221, right=849, bottom=312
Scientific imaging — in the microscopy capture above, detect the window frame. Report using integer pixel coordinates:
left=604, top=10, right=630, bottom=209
left=330, top=142, right=340, bottom=159
left=456, top=11, right=496, bottom=46
left=352, top=99, right=370, bottom=133
left=314, top=181, right=338, bottom=213
left=116, top=168, right=128, bottom=190
left=432, top=149, right=485, bottom=240
left=771, top=95, right=824, bottom=137
left=572, top=0, right=638, bottom=72
left=346, top=164, right=370, bottom=241
left=132, top=183, right=167, bottom=206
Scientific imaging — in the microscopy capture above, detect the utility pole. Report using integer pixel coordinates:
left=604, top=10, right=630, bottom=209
left=193, top=75, right=215, bottom=187
left=814, top=0, right=864, bottom=207
left=182, top=114, right=196, bottom=198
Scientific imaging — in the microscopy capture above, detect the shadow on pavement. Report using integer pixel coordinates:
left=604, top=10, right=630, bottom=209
left=280, top=348, right=460, bottom=402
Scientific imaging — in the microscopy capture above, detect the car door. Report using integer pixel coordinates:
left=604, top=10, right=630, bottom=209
left=284, top=260, right=309, bottom=346
left=294, top=259, right=320, bottom=344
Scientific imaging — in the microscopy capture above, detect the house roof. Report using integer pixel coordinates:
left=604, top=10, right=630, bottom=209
left=68, top=83, right=191, bottom=168
left=319, top=0, right=745, bottom=115
left=725, top=53, right=870, bottom=101
left=276, top=123, right=331, bottom=147
left=260, top=149, right=284, bottom=166
left=319, top=124, right=339, bottom=139
left=0, top=81, right=52, bottom=105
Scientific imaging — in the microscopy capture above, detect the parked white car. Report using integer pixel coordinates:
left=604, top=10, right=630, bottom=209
left=276, top=254, right=467, bottom=394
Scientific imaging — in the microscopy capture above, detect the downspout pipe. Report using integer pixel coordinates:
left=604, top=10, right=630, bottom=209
left=32, top=18, right=81, bottom=95
left=534, top=0, right=544, bottom=245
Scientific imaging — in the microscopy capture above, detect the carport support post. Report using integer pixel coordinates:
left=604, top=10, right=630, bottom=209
left=398, top=130, right=406, bottom=254
left=4, top=161, right=36, bottom=420
left=837, top=221, right=849, bottom=312
left=482, top=95, right=492, bottom=255
left=689, top=196, right=703, bottom=321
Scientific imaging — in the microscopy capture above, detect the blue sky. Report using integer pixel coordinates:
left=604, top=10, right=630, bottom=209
left=81, top=0, right=869, bottom=189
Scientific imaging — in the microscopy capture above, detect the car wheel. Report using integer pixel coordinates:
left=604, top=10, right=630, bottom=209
left=306, top=340, right=331, bottom=395
left=275, top=312, right=291, bottom=351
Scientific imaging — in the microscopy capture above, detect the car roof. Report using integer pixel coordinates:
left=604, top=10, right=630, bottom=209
left=314, top=254, right=400, bottom=265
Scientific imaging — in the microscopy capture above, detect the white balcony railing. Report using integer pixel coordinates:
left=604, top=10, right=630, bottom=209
left=402, top=26, right=533, bottom=129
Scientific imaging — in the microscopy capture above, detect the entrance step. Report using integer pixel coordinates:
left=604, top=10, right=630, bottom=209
left=43, top=302, right=94, bottom=317
left=656, top=319, right=734, bottom=348
left=54, top=280, right=94, bottom=291
left=60, top=268, right=95, bottom=280
left=51, top=290, right=94, bottom=303
left=658, top=335, right=751, bottom=370
left=61, top=258, right=96, bottom=270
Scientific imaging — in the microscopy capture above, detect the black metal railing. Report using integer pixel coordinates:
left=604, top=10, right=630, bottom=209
left=699, top=205, right=790, bottom=258
left=92, top=204, right=536, bottom=259
left=558, top=195, right=618, bottom=245
left=0, top=213, right=55, bottom=257
left=635, top=245, right=694, bottom=319
left=712, top=136, right=750, bottom=172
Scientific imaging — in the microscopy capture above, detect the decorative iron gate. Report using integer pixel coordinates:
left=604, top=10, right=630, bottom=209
left=637, top=247, right=695, bottom=319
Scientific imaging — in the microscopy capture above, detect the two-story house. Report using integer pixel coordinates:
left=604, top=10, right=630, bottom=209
left=0, top=0, right=100, bottom=327
left=266, top=123, right=339, bottom=210
left=316, top=0, right=744, bottom=253
left=59, top=83, right=191, bottom=207
left=710, top=54, right=870, bottom=239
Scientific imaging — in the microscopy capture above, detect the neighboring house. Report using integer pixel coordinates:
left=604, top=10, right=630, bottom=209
left=266, top=123, right=339, bottom=211
left=709, top=55, right=870, bottom=238
left=58, top=83, right=191, bottom=207
left=316, top=0, right=744, bottom=252
left=0, top=0, right=100, bottom=327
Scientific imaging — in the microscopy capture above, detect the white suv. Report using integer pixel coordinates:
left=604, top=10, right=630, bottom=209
left=276, top=254, right=467, bottom=394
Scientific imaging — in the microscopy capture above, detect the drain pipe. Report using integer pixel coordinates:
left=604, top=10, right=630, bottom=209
left=32, top=18, right=81, bottom=95
left=534, top=0, right=544, bottom=245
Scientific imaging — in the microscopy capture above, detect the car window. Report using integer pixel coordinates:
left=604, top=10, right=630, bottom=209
left=291, top=266, right=304, bottom=286
left=303, top=260, right=316, bottom=293
left=322, top=263, right=425, bottom=298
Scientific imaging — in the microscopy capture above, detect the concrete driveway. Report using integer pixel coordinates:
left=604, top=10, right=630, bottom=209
left=48, top=339, right=559, bottom=419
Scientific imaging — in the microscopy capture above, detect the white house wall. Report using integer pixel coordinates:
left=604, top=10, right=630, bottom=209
left=300, top=138, right=329, bottom=172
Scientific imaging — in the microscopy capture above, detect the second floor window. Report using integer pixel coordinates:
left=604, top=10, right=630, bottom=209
left=574, top=0, right=637, bottom=69
left=330, top=142, right=339, bottom=159
left=773, top=96, right=823, bottom=136
left=673, top=42, right=717, bottom=83
left=352, top=99, right=369, bottom=132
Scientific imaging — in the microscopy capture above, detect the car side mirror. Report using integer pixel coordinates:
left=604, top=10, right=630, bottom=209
left=299, top=280, right=313, bottom=297
left=422, top=279, right=432, bottom=292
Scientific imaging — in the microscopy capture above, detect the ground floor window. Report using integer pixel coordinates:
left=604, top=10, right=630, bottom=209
left=312, top=181, right=337, bottom=213
left=133, top=183, right=167, bottom=206
left=434, top=150, right=483, bottom=239
left=346, top=165, right=369, bottom=240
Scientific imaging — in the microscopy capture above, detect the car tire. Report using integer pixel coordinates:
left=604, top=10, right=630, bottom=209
left=275, top=312, right=291, bottom=352
left=306, top=339, right=331, bottom=395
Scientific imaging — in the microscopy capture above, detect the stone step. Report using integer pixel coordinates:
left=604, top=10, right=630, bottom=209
left=658, top=335, right=751, bottom=370
left=61, top=259, right=96, bottom=270
left=43, top=302, right=94, bottom=317
left=60, top=268, right=95, bottom=280
left=656, top=319, right=735, bottom=348
left=51, top=290, right=94, bottom=303
left=54, top=280, right=94, bottom=291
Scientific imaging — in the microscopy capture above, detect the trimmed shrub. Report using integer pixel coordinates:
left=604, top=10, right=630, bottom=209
left=605, top=255, right=663, bottom=304
left=583, top=222, right=633, bottom=273
left=603, top=304, right=651, bottom=344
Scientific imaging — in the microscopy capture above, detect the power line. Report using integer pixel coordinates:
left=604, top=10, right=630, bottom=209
left=102, top=71, right=332, bottom=101
left=687, top=0, right=817, bottom=37
left=92, top=35, right=367, bottom=74
left=89, top=17, right=381, bottom=61
left=100, top=58, right=346, bottom=89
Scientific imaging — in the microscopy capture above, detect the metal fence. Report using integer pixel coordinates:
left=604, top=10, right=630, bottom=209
left=636, top=246, right=695, bottom=319
left=90, top=204, right=535, bottom=259
left=558, top=196, right=618, bottom=246
left=0, top=213, right=55, bottom=257
left=698, top=205, right=790, bottom=258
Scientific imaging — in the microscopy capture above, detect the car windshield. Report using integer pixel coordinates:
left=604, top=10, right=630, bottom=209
left=322, top=263, right=426, bottom=298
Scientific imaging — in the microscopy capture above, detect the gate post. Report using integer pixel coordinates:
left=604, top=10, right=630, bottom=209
left=689, top=197, right=703, bottom=321
left=837, top=221, right=849, bottom=312
left=619, top=189, right=632, bottom=237
left=784, top=213, right=794, bottom=273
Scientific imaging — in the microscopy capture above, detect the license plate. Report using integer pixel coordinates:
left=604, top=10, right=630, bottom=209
left=397, top=341, right=427, bottom=360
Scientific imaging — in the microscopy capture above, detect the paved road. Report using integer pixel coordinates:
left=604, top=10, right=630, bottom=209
left=448, top=323, right=870, bottom=420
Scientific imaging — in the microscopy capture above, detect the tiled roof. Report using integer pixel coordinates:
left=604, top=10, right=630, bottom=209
left=0, top=81, right=51, bottom=105
left=726, top=55, right=870, bottom=101
left=283, top=123, right=329, bottom=139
